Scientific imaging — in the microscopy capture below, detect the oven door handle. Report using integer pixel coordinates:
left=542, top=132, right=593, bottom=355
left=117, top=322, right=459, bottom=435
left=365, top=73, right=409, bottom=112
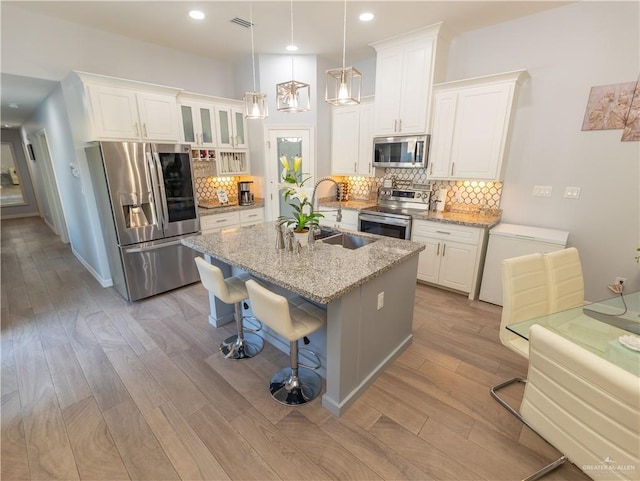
left=359, top=214, right=411, bottom=227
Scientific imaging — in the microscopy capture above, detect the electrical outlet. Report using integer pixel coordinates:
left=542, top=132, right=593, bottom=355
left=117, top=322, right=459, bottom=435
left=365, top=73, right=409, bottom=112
left=609, top=277, right=627, bottom=294
left=615, top=277, right=627, bottom=287
left=377, top=292, right=384, bottom=310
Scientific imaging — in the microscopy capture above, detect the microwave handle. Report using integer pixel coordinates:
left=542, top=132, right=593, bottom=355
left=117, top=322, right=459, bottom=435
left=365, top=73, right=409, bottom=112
left=414, top=141, right=424, bottom=163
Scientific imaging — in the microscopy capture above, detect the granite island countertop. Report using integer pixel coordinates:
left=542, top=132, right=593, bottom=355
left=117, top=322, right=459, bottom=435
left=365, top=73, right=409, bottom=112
left=182, top=222, right=425, bottom=304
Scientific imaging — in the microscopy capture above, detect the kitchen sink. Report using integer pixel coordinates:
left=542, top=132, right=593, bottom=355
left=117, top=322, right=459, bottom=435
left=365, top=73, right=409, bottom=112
left=313, top=227, right=341, bottom=240
left=321, top=232, right=377, bottom=250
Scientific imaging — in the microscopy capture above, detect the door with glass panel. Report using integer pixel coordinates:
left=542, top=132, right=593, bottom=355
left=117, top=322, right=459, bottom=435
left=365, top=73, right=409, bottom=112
left=265, top=128, right=314, bottom=222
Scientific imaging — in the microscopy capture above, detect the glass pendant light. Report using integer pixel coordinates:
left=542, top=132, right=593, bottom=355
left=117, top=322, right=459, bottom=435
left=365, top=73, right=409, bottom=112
left=276, top=0, right=311, bottom=113
left=243, top=3, right=268, bottom=119
left=325, top=0, right=361, bottom=106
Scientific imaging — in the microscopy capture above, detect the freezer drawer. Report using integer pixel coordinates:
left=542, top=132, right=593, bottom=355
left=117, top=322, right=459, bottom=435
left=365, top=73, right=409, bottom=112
left=120, top=238, right=201, bottom=301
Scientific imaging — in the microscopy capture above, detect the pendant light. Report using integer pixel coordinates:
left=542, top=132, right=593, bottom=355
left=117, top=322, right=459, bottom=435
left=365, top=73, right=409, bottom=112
left=276, top=0, right=311, bottom=112
left=243, top=3, right=268, bottom=119
left=325, top=0, right=361, bottom=106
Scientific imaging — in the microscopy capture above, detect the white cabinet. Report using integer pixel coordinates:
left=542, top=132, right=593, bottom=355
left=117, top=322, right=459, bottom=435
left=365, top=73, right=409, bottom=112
left=428, top=70, right=529, bottom=181
left=412, top=220, right=486, bottom=299
left=370, top=23, right=449, bottom=136
left=200, top=211, right=240, bottom=234
left=239, top=208, right=264, bottom=227
left=179, top=100, right=216, bottom=147
left=318, top=209, right=359, bottom=231
left=215, top=106, right=247, bottom=149
left=200, top=207, right=263, bottom=234
left=330, top=99, right=375, bottom=176
left=87, top=84, right=179, bottom=141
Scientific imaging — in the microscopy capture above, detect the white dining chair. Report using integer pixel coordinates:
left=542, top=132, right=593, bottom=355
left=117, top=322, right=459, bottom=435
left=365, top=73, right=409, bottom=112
left=500, top=252, right=549, bottom=359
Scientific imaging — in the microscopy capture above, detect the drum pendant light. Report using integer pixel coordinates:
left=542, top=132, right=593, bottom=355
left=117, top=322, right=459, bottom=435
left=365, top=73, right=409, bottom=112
left=276, top=0, right=311, bottom=112
left=325, top=0, right=361, bottom=106
left=243, top=3, right=268, bottom=119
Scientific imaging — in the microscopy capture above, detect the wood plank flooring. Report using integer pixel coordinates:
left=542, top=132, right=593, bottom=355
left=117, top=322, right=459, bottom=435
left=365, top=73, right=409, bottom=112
left=0, top=216, right=591, bottom=480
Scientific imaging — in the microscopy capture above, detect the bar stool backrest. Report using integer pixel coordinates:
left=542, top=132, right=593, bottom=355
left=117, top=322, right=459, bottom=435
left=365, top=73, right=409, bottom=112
left=195, top=257, right=231, bottom=302
left=245, top=279, right=295, bottom=340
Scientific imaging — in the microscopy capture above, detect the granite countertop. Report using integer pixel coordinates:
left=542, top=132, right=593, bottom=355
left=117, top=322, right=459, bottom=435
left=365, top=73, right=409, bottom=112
left=318, top=199, right=500, bottom=229
left=198, top=199, right=265, bottom=217
left=182, top=222, right=425, bottom=304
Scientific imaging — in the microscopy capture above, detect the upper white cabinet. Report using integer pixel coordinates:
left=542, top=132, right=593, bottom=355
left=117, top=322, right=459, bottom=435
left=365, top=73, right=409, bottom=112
left=179, top=98, right=216, bottom=147
left=330, top=98, right=375, bottom=176
left=370, top=23, right=450, bottom=136
left=79, top=73, right=181, bottom=142
left=428, top=70, right=529, bottom=181
left=215, top=106, right=247, bottom=149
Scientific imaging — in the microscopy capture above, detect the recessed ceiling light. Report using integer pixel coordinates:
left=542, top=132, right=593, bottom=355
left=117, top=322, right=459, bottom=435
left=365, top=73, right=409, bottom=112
left=286, top=45, right=298, bottom=52
left=8, top=103, right=19, bottom=109
left=189, top=10, right=205, bottom=20
left=359, top=12, right=374, bottom=22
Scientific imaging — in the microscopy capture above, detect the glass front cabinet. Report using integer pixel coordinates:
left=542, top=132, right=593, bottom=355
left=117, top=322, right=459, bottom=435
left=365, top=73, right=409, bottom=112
left=215, top=106, right=247, bottom=149
left=179, top=100, right=216, bottom=148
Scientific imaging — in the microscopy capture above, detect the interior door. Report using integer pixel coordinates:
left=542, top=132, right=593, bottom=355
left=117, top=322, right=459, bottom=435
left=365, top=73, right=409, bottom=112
left=265, top=128, right=314, bottom=222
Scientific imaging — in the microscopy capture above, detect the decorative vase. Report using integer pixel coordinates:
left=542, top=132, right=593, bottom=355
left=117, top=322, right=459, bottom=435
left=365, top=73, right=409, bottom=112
left=293, top=230, right=309, bottom=247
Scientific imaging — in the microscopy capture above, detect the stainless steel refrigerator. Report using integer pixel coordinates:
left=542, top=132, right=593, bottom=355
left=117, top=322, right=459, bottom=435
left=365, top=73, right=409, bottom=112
left=86, top=141, right=201, bottom=301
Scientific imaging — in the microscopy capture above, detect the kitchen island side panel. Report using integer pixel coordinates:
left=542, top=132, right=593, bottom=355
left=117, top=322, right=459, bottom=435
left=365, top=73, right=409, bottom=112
left=323, top=255, right=418, bottom=416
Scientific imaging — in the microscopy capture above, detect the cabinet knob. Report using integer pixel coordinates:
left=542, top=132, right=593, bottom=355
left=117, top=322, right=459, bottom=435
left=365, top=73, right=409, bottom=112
left=143, top=123, right=148, bottom=138
left=436, top=242, right=440, bottom=256
left=134, top=122, right=140, bottom=137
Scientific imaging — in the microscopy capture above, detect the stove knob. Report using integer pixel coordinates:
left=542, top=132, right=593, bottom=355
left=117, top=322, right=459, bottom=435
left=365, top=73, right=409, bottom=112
left=416, top=193, right=422, bottom=198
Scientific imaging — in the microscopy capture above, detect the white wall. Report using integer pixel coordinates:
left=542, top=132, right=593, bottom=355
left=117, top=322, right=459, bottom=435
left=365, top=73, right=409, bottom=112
left=446, top=1, right=640, bottom=300
left=1, top=3, right=234, bottom=97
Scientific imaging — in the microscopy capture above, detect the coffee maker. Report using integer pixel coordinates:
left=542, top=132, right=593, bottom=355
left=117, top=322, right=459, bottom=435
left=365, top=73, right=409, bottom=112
left=238, top=181, right=254, bottom=205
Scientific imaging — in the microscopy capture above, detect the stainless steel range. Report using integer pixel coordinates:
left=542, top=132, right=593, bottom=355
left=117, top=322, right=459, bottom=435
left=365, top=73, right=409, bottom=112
left=359, top=187, right=431, bottom=239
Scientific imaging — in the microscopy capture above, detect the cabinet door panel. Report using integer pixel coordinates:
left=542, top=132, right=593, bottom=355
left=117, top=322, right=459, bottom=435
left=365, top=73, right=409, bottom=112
left=357, top=102, right=375, bottom=176
left=373, top=47, right=403, bottom=135
left=88, top=85, right=139, bottom=140
left=415, top=237, right=440, bottom=284
left=199, top=106, right=215, bottom=145
left=428, top=91, right=457, bottom=179
left=399, top=41, right=433, bottom=134
left=136, top=92, right=179, bottom=141
left=331, top=108, right=359, bottom=175
left=438, top=242, right=477, bottom=292
left=450, top=84, right=510, bottom=179
left=180, top=104, right=196, bottom=143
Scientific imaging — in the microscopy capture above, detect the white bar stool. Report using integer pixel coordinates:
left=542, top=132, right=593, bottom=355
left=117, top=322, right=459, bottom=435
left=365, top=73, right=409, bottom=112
left=245, top=279, right=326, bottom=405
left=195, top=257, right=263, bottom=359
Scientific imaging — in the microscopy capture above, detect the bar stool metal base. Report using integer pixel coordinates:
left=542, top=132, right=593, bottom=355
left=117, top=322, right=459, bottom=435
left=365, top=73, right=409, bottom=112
left=220, top=332, right=264, bottom=359
left=269, top=367, right=321, bottom=405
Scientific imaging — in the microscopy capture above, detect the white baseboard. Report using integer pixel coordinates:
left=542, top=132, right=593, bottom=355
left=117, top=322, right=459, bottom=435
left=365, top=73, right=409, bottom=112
left=71, top=247, right=113, bottom=287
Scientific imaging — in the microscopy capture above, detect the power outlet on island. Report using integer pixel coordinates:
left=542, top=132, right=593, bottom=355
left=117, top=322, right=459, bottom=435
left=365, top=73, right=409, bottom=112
left=377, top=291, right=384, bottom=310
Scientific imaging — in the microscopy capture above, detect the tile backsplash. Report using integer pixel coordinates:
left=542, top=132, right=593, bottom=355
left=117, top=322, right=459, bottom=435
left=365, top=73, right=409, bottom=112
left=334, top=168, right=503, bottom=212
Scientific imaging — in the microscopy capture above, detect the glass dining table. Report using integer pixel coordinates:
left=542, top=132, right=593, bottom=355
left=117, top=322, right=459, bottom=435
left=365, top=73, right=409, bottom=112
left=507, top=291, right=640, bottom=376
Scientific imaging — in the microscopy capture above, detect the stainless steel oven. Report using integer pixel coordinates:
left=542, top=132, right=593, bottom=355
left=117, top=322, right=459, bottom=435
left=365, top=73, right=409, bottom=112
left=359, top=210, right=412, bottom=239
left=359, top=187, right=431, bottom=240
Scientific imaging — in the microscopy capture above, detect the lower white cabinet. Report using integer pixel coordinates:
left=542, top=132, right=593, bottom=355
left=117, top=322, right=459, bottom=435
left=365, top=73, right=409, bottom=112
left=318, top=209, right=359, bottom=230
left=200, top=211, right=240, bottom=234
left=411, top=220, right=486, bottom=299
left=239, top=208, right=264, bottom=227
left=200, top=207, right=264, bottom=234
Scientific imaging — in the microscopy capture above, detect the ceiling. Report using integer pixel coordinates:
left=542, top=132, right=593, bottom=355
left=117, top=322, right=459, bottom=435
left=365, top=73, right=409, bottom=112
left=1, top=1, right=571, bottom=127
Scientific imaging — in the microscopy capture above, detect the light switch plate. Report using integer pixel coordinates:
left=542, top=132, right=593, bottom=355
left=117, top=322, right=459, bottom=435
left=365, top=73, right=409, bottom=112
left=533, top=185, right=552, bottom=197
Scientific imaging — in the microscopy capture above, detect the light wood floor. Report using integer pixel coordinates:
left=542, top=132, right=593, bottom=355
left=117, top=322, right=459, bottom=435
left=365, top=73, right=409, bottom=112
left=1, top=216, right=590, bottom=481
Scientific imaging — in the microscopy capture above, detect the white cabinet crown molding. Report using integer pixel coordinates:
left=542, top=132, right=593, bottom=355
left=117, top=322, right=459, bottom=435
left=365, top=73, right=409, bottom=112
left=74, top=70, right=182, bottom=96
left=368, top=21, right=452, bottom=49
left=434, top=69, right=530, bottom=91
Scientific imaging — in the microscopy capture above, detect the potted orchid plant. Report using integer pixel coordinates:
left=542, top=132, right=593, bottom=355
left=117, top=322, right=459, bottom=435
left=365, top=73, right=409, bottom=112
left=277, top=156, right=323, bottom=237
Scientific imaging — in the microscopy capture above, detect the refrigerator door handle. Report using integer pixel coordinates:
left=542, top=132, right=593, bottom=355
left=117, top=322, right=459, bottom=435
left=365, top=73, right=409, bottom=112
left=146, top=151, right=165, bottom=228
left=153, top=152, right=171, bottom=231
left=124, top=239, right=184, bottom=254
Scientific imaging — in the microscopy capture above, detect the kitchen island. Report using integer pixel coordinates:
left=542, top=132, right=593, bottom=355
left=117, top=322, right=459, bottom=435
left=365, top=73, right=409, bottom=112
left=182, top=222, right=425, bottom=416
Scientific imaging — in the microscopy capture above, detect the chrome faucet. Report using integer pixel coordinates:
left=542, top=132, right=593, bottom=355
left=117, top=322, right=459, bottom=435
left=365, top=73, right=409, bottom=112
left=311, top=177, right=343, bottom=224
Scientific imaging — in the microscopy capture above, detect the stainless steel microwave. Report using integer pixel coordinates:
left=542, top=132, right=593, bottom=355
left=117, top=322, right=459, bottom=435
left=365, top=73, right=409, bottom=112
left=373, top=134, right=429, bottom=168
